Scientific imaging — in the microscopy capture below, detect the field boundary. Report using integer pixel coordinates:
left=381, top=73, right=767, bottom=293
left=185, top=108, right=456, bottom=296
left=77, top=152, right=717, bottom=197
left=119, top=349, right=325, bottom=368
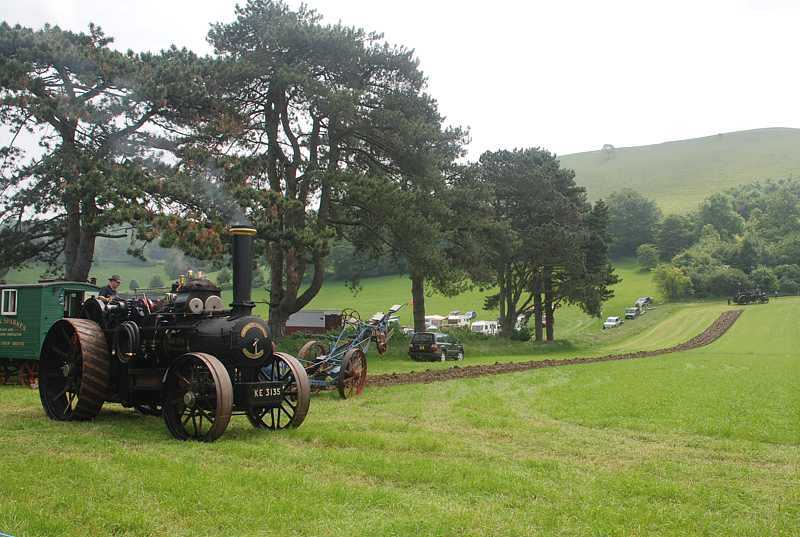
left=368, top=309, right=743, bottom=388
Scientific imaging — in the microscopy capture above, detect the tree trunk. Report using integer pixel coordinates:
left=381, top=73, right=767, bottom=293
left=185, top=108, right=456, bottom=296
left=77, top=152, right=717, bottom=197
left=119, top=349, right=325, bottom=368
left=500, top=267, right=516, bottom=338
left=411, top=272, right=426, bottom=333
left=533, top=292, right=543, bottom=343
left=63, top=204, right=95, bottom=282
left=544, top=267, right=555, bottom=342
left=267, top=245, right=286, bottom=338
left=267, top=244, right=327, bottom=340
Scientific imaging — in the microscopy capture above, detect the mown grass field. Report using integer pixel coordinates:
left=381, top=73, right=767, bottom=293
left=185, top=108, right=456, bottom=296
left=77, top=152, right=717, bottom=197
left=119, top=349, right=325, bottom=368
left=1, top=298, right=797, bottom=536
left=560, top=127, right=800, bottom=213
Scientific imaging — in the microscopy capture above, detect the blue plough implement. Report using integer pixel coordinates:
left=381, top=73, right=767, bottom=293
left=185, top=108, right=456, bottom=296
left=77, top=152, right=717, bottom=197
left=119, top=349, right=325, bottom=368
left=297, top=304, right=404, bottom=398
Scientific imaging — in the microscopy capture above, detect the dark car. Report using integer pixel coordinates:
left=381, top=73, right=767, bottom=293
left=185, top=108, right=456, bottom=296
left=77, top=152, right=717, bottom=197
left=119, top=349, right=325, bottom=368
left=409, top=332, right=464, bottom=361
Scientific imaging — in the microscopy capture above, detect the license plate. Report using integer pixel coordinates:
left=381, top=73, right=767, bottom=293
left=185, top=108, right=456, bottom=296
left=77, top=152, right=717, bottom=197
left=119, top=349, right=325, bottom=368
left=247, top=382, right=283, bottom=405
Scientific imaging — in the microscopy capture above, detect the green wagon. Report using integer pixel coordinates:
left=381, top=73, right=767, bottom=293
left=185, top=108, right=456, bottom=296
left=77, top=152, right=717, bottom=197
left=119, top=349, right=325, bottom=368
left=0, top=281, right=99, bottom=386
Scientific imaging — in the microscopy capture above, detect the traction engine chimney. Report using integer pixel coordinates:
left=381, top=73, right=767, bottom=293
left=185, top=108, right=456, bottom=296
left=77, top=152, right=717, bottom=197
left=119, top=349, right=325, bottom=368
left=230, top=225, right=256, bottom=316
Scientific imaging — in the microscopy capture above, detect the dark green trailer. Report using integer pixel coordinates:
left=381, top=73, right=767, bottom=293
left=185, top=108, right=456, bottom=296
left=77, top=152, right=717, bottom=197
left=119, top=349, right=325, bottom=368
left=0, top=281, right=98, bottom=386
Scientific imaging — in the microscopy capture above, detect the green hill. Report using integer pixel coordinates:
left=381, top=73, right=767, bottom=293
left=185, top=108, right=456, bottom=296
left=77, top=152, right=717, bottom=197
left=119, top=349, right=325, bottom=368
left=559, top=127, right=800, bottom=213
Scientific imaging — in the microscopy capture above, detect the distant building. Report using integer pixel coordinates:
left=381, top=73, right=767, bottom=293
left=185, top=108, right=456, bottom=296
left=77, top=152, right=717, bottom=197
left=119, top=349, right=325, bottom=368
left=285, top=309, right=342, bottom=334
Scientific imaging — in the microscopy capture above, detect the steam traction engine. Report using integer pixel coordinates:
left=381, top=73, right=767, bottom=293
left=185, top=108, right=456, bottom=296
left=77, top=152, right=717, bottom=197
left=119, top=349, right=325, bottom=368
left=37, top=225, right=311, bottom=441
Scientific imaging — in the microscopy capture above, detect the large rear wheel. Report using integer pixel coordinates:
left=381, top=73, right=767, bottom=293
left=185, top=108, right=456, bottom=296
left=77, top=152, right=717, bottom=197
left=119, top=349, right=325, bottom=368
left=38, top=319, right=110, bottom=421
left=163, top=353, right=233, bottom=442
left=246, top=352, right=311, bottom=430
left=337, top=348, right=367, bottom=399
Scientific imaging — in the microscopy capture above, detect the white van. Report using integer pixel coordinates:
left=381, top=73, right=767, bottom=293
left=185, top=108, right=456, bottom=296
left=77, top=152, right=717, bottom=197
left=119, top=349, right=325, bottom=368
left=471, top=320, right=499, bottom=336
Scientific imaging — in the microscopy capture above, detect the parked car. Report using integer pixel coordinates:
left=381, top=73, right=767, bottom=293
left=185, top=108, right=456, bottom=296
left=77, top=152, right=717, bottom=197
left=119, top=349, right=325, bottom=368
left=624, top=307, right=639, bottom=320
left=603, top=316, right=624, bottom=329
left=409, top=332, right=464, bottom=361
left=635, top=296, right=653, bottom=309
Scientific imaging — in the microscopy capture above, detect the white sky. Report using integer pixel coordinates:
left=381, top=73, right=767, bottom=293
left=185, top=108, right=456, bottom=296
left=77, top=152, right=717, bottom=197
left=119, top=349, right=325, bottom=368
left=1, top=0, right=799, bottom=157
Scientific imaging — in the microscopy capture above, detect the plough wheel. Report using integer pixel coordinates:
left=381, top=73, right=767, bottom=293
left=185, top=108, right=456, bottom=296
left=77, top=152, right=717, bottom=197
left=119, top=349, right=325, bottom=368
left=297, top=340, right=328, bottom=378
left=18, top=362, right=38, bottom=388
left=38, top=319, right=110, bottom=421
left=298, top=340, right=328, bottom=362
left=337, top=348, right=367, bottom=399
left=163, top=352, right=233, bottom=442
left=375, top=331, right=388, bottom=355
left=247, top=352, right=311, bottom=430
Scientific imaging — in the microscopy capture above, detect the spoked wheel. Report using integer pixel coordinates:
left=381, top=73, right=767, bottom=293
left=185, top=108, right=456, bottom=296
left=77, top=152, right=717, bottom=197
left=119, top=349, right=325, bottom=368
left=247, top=352, right=311, bottom=430
left=297, top=340, right=329, bottom=373
left=340, top=308, right=361, bottom=326
left=163, top=353, right=233, bottom=442
left=337, top=348, right=367, bottom=399
left=38, top=319, right=110, bottom=421
left=18, top=362, right=38, bottom=388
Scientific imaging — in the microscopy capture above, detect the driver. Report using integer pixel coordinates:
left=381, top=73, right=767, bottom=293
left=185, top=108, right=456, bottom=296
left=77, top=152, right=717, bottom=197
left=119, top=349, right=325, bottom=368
left=98, top=274, right=122, bottom=302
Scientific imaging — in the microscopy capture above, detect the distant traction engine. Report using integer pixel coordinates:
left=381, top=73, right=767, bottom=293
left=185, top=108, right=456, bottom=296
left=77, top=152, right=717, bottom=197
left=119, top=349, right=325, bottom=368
left=37, top=225, right=311, bottom=441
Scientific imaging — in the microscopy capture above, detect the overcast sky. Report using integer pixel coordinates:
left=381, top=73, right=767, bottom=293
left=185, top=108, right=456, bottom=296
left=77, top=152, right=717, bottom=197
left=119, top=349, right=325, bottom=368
left=1, top=0, right=798, bottom=157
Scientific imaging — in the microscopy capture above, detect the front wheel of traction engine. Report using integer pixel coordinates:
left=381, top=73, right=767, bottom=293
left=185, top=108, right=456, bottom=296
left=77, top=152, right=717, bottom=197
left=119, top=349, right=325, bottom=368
left=247, top=352, right=311, bottom=430
left=337, top=348, right=367, bottom=399
left=163, top=353, right=233, bottom=442
left=38, top=319, right=110, bottom=421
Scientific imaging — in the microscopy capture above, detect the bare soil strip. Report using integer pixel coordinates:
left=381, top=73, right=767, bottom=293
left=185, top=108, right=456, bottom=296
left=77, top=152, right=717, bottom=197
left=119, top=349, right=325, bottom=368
left=368, top=309, right=743, bottom=388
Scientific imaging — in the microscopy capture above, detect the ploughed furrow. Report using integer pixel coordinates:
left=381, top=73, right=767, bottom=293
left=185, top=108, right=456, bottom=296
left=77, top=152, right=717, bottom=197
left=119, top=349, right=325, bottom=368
left=368, top=309, right=743, bottom=388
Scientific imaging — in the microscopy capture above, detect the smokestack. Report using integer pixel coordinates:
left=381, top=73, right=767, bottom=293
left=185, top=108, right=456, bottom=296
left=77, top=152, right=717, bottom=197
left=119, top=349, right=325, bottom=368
left=230, top=224, right=256, bottom=316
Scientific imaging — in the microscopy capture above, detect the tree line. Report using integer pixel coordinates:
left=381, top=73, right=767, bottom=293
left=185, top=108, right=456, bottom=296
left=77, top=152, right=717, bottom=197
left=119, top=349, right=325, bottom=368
left=604, top=179, right=800, bottom=299
left=0, top=0, right=616, bottom=339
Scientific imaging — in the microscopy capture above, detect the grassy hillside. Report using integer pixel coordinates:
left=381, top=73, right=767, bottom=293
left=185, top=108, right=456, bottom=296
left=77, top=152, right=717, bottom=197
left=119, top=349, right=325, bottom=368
left=1, top=299, right=797, bottom=536
left=5, top=261, right=176, bottom=290
left=559, top=127, right=800, bottom=213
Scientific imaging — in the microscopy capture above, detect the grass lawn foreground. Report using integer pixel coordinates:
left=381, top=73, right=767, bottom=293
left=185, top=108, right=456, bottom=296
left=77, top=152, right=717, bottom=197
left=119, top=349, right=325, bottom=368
left=0, top=297, right=798, bottom=535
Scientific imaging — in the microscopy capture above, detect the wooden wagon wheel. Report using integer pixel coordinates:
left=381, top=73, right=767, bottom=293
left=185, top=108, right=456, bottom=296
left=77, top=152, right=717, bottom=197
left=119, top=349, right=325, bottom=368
left=162, top=352, right=233, bottom=442
left=337, top=348, right=367, bottom=399
left=38, top=319, right=110, bottom=421
left=246, top=352, right=311, bottom=430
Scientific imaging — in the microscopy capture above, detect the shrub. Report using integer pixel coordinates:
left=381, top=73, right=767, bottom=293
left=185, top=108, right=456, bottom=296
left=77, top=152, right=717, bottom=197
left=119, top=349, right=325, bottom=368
left=704, top=266, right=751, bottom=296
left=653, top=264, right=693, bottom=300
left=636, top=243, right=659, bottom=271
left=510, top=326, right=532, bottom=341
left=775, top=265, right=800, bottom=295
left=252, top=269, right=265, bottom=288
left=217, top=267, right=232, bottom=286
left=749, top=265, right=778, bottom=293
left=779, top=277, right=800, bottom=295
